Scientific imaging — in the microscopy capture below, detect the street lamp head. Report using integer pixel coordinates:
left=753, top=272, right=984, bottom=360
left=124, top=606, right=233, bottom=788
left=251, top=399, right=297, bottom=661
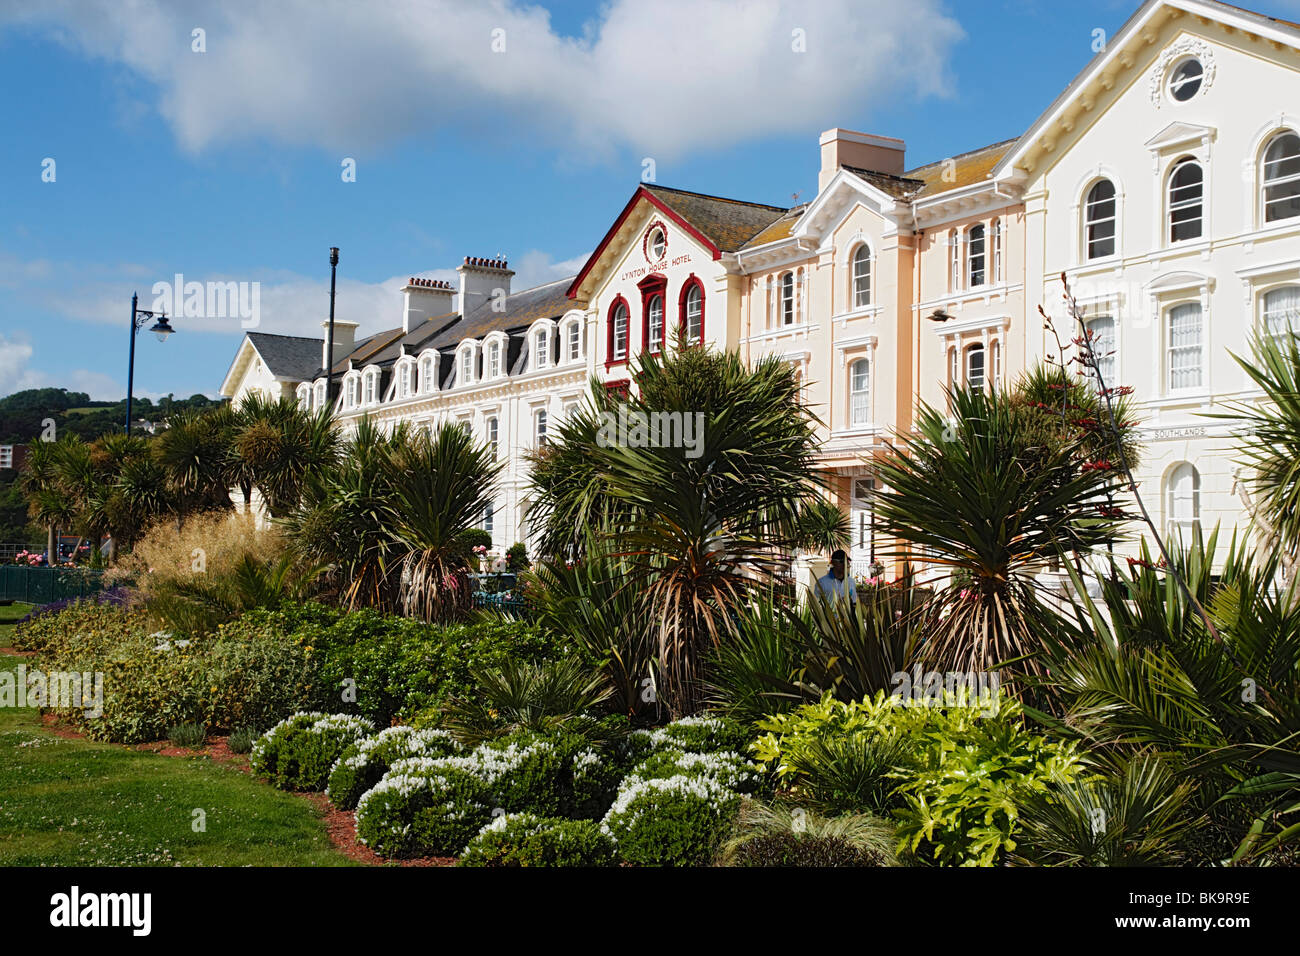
left=149, top=315, right=175, bottom=343
left=329, top=247, right=339, bottom=266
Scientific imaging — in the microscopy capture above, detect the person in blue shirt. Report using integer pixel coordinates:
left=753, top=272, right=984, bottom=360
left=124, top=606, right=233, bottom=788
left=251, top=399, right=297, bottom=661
left=815, top=549, right=858, bottom=608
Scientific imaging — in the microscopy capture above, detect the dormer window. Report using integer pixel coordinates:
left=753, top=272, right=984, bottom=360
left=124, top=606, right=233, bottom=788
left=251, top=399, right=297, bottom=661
left=297, top=383, right=311, bottom=409
left=1168, top=58, right=1203, bottom=102
left=363, top=370, right=378, bottom=405
left=460, top=348, right=474, bottom=386
left=314, top=381, right=326, bottom=408
left=487, top=341, right=501, bottom=379
left=534, top=329, right=550, bottom=370
left=398, top=362, right=411, bottom=398
left=419, top=355, right=436, bottom=394
left=566, top=320, right=581, bottom=363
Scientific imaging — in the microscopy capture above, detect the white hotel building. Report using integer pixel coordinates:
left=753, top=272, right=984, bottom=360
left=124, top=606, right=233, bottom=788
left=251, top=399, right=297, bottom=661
left=222, top=0, right=1300, bottom=568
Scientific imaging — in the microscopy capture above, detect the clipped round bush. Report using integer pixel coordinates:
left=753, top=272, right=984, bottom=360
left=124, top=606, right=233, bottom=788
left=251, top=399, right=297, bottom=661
left=356, top=760, right=494, bottom=858
left=601, top=775, right=742, bottom=866
left=457, top=812, right=618, bottom=867
left=327, top=726, right=463, bottom=810
left=626, top=748, right=760, bottom=794
left=644, top=716, right=751, bottom=755
left=249, top=712, right=375, bottom=791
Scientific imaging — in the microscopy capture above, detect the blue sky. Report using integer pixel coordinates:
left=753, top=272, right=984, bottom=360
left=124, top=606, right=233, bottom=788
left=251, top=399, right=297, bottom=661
left=2, top=0, right=1298, bottom=402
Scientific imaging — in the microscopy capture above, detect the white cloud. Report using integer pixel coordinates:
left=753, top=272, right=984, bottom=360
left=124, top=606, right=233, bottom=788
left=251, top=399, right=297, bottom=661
left=0, top=333, right=124, bottom=401
left=0, top=0, right=964, bottom=160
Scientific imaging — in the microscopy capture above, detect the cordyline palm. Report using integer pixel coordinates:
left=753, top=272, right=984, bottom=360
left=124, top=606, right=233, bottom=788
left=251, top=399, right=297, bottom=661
left=1217, top=331, right=1300, bottom=565
left=873, top=371, right=1131, bottom=683
left=387, top=422, right=501, bottom=623
left=282, top=418, right=411, bottom=612
left=530, top=344, right=824, bottom=717
left=155, top=408, right=234, bottom=521
left=230, top=393, right=339, bottom=518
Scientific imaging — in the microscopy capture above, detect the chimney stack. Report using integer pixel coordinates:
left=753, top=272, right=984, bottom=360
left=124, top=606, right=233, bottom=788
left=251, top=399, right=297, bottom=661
left=818, top=129, right=906, bottom=192
left=402, top=277, right=456, bottom=333
left=321, top=319, right=359, bottom=372
left=456, top=256, right=514, bottom=315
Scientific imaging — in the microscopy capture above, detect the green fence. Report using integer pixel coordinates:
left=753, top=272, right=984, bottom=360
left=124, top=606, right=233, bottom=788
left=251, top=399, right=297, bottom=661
left=0, top=566, right=107, bottom=605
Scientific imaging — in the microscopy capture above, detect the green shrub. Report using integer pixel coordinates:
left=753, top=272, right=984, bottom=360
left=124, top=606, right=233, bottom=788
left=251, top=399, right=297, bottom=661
left=717, top=802, right=897, bottom=867
left=227, top=727, right=259, bottom=754
left=249, top=712, right=376, bottom=791
left=355, top=759, right=494, bottom=857
left=753, top=691, right=1082, bottom=866
left=626, top=748, right=761, bottom=794
left=505, top=542, right=530, bottom=572
left=458, top=813, right=617, bottom=867
left=167, top=722, right=206, bottom=747
left=327, top=726, right=463, bottom=810
left=641, top=715, right=751, bottom=755
left=601, top=775, right=742, bottom=866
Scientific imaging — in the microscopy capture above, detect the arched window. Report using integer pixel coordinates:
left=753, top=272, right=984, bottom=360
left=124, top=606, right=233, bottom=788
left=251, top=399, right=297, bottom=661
left=419, top=355, right=435, bottom=393
left=647, top=295, right=664, bottom=353
left=297, top=383, right=311, bottom=409
left=852, top=244, right=872, bottom=308
left=682, top=282, right=704, bottom=344
left=991, top=339, right=1003, bottom=391
left=965, top=343, right=986, bottom=390
left=1263, top=132, right=1300, bottom=223
left=1166, top=463, right=1201, bottom=542
left=967, top=225, right=986, bottom=287
left=1169, top=159, right=1203, bottom=243
left=534, top=329, right=549, bottom=369
left=1167, top=303, right=1203, bottom=390
left=314, top=381, right=326, bottom=408
left=487, top=341, right=501, bottom=378
left=535, top=408, right=549, bottom=447
left=992, top=218, right=1003, bottom=283
left=780, top=272, right=795, bottom=326
left=610, top=300, right=629, bottom=363
left=1085, top=179, right=1117, bottom=259
left=460, top=348, right=474, bottom=386
left=1263, top=286, right=1300, bottom=338
left=485, top=416, right=499, bottom=459
left=949, top=229, right=961, bottom=291
left=363, top=370, right=376, bottom=405
left=849, top=358, right=870, bottom=427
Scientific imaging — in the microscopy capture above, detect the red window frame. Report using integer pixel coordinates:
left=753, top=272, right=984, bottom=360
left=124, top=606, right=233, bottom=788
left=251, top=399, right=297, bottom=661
left=679, top=274, right=705, bottom=346
left=606, top=295, right=630, bottom=369
left=605, top=379, right=631, bottom=400
left=637, top=274, right=668, bottom=357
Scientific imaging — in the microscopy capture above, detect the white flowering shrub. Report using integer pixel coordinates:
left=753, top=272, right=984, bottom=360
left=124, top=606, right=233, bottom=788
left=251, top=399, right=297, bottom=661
left=248, top=712, right=375, bottom=792
left=647, top=716, right=751, bottom=755
left=625, top=748, right=760, bottom=794
left=601, top=775, right=743, bottom=866
left=355, top=760, right=493, bottom=858
left=327, top=726, right=463, bottom=810
left=457, top=812, right=617, bottom=867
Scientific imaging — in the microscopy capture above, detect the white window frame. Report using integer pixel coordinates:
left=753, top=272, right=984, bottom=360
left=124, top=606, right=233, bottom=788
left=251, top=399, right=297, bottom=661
left=1168, top=158, right=1204, bottom=245
left=1166, top=301, right=1204, bottom=392
left=534, top=328, right=550, bottom=370
left=419, top=354, right=437, bottom=394
left=967, top=224, right=986, bottom=288
left=612, top=303, right=629, bottom=361
left=684, top=283, right=703, bottom=342
left=965, top=343, right=986, bottom=390
left=992, top=218, right=1003, bottom=283
left=459, top=347, right=474, bottom=387
left=314, top=381, right=326, bottom=408
left=647, top=294, right=664, bottom=353
left=485, top=415, right=499, bottom=459
left=1084, top=314, right=1117, bottom=389
left=566, top=319, right=581, bottom=363
left=487, top=341, right=501, bottom=379
left=849, top=357, right=870, bottom=427
left=1262, top=285, right=1300, bottom=338
left=852, top=243, right=872, bottom=308
left=1263, top=131, right=1300, bottom=226
left=1084, top=179, right=1118, bottom=261
left=534, top=407, right=549, bottom=448
left=780, top=272, right=795, bottom=326
left=1165, top=462, right=1201, bottom=543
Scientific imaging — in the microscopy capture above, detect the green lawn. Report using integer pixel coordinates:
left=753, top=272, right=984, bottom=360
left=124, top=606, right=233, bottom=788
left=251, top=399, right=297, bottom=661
left=0, top=602, right=358, bottom=866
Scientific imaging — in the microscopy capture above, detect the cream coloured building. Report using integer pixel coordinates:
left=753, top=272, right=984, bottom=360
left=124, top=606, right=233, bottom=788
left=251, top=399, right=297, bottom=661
left=220, top=0, right=1300, bottom=572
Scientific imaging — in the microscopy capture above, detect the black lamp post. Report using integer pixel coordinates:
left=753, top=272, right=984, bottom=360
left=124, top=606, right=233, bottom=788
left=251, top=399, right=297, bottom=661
left=325, top=247, right=339, bottom=406
left=126, top=291, right=175, bottom=435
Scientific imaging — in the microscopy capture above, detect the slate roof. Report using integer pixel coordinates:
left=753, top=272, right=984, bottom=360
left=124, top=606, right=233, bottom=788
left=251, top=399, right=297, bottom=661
left=246, top=332, right=324, bottom=381
left=904, top=139, right=1020, bottom=199
left=842, top=166, right=927, bottom=200
left=642, top=185, right=790, bottom=252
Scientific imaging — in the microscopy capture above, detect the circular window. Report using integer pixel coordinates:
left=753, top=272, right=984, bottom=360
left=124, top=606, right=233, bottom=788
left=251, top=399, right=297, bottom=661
left=1168, top=58, right=1203, bottom=102
left=649, top=228, right=666, bottom=261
